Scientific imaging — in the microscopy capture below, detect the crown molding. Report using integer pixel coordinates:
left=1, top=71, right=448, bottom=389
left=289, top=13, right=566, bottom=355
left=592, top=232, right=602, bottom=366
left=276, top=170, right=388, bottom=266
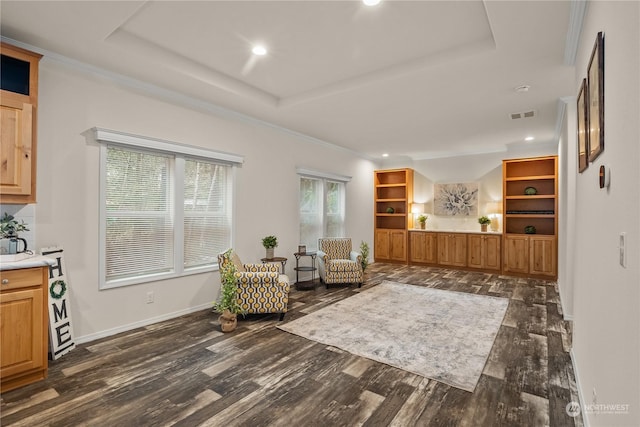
left=564, top=0, right=588, bottom=65
left=0, top=36, right=376, bottom=163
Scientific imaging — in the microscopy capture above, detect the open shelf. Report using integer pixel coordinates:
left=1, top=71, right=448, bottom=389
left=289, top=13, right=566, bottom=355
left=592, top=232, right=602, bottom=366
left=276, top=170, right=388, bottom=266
left=502, top=156, right=558, bottom=277
left=374, top=169, right=413, bottom=262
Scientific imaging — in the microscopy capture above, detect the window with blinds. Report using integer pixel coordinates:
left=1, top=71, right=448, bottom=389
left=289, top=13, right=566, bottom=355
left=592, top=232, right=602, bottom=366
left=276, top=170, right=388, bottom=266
left=105, top=147, right=174, bottom=282
left=183, top=160, right=231, bottom=269
left=298, top=172, right=347, bottom=251
left=96, top=128, right=242, bottom=289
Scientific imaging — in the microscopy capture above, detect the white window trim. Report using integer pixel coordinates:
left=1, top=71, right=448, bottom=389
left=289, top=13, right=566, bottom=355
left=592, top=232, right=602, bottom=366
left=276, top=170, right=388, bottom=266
left=96, top=128, right=242, bottom=289
left=296, top=167, right=351, bottom=183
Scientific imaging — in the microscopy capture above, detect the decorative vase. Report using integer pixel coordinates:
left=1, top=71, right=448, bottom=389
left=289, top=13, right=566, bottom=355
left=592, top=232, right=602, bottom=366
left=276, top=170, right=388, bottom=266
left=419, top=222, right=426, bottom=230
left=219, top=310, right=237, bottom=332
left=481, top=224, right=488, bottom=232
left=266, top=247, right=274, bottom=259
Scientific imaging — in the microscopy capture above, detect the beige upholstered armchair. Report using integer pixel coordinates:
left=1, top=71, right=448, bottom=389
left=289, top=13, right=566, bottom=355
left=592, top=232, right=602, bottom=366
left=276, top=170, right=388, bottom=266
left=317, top=238, right=363, bottom=288
left=217, top=250, right=290, bottom=320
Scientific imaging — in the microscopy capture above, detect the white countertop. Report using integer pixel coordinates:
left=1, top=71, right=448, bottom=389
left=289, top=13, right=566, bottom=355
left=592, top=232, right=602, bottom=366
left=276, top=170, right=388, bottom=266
left=0, top=254, right=56, bottom=271
left=409, top=229, right=502, bottom=235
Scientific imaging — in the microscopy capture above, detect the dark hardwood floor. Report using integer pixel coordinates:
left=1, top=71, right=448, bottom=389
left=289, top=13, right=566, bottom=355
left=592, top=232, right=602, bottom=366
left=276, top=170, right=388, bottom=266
left=1, top=263, right=583, bottom=426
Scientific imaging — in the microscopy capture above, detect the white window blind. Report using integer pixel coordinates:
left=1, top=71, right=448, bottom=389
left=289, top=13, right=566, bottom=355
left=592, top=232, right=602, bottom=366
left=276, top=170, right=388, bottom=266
left=298, top=170, right=348, bottom=250
left=183, top=160, right=231, bottom=269
left=105, top=147, right=174, bottom=281
left=96, top=128, right=242, bottom=289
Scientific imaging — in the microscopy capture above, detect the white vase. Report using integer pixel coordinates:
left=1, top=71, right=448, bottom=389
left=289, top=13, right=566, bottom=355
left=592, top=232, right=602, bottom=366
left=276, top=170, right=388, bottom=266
left=266, top=248, right=274, bottom=259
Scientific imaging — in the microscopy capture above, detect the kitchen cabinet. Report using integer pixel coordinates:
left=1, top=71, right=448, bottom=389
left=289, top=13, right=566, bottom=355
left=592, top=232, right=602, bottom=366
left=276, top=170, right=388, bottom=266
left=0, top=42, right=41, bottom=204
left=0, top=266, right=49, bottom=392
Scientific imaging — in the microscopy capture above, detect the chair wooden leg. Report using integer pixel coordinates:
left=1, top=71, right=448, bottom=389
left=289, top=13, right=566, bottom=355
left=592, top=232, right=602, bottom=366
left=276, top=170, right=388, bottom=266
left=279, top=312, right=285, bottom=321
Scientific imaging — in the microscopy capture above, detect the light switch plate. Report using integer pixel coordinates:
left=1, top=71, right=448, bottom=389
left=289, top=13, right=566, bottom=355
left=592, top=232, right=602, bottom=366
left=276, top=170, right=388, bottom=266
left=619, top=232, right=627, bottom=268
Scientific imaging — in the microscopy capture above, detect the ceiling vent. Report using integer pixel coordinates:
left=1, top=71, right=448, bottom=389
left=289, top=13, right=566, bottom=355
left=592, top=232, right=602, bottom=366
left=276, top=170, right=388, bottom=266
left=510, top=110, right=536, bottom=120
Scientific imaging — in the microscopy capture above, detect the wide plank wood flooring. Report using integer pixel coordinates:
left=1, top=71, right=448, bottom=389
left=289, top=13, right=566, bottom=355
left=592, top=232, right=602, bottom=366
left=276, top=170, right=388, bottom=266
left=1, top=263, right=583, bottom=426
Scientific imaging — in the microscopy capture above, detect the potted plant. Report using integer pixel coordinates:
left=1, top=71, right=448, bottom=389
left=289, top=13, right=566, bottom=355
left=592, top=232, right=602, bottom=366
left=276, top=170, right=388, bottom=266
left=262, top=235, right=278, bottom=259
left=417, top=214, right=428, bottom=230
left=1, top=213, right=29, bottom=254
left=359, top=241, right=369, bottom=273
left=214, top=250, right=242, bottom=332
left=478, top=216, right=491, bottom=232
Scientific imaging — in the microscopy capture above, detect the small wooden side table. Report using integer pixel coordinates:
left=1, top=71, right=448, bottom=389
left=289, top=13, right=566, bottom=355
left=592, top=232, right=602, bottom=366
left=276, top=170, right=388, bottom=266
left=260, top=257, right=287, bottom=274
left=294, top=252, right=318, bottom=290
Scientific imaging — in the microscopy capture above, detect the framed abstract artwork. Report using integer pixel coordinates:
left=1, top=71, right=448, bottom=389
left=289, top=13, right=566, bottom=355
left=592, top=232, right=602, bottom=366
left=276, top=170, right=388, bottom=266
left=587, top=31, right=604, bottom=162
left=434, top=182, right=478, bottom=216
left=577, top=78, right=589, bottom=173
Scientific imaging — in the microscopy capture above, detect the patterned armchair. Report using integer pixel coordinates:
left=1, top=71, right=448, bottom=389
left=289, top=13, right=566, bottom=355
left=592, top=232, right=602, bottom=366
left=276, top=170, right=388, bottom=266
left=217, top=250, right=290, bottom=320
left=317, top=238, right=363, bottom=288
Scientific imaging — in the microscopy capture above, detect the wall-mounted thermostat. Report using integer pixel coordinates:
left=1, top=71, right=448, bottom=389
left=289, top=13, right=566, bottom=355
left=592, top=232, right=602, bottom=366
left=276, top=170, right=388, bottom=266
left=599, top=165, right=610, bottom=189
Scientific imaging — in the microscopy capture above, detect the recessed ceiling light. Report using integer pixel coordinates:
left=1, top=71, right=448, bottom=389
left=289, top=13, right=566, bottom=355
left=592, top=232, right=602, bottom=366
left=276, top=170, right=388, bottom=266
left=363, top=0, right=381, bottom=6
left=252, top=45, right=267, bottom=56
left=525, top=136, right=535, bottom=141
left=382, top=153, right=389, bottom=157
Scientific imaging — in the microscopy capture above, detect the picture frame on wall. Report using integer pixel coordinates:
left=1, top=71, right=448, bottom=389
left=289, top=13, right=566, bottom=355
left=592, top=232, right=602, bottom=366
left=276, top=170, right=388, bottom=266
left=587, top=31, right=604, bottom=162
left=577, top=78, right=589, bottom=173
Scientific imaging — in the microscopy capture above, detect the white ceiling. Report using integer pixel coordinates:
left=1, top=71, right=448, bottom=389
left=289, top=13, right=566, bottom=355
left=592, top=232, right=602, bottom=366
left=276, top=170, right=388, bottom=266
left=1, top=0, right=578, bottom=160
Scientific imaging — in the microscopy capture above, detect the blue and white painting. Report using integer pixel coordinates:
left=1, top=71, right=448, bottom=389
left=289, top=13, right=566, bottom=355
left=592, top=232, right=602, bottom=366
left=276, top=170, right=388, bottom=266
left=434, top=183, right=479, bottom=216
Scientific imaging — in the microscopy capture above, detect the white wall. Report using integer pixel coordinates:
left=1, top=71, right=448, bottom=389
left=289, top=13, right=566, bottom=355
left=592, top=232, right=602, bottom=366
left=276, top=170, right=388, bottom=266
left=569, top=2, right=640, bottom=425
left=33, top=58, right=376, bottom=342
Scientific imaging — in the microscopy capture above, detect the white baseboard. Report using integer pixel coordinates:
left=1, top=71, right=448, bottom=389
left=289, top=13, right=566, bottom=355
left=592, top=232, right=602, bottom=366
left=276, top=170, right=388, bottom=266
left=570, top=348, right=590, bottom=427
left=74, top=303, right=212, bottom=345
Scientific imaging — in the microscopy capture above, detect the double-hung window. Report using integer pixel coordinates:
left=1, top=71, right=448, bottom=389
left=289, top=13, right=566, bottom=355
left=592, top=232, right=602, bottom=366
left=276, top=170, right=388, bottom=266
left=96, top=129, right=242, bottom=289
left=298, top=169, right=350, bottom=251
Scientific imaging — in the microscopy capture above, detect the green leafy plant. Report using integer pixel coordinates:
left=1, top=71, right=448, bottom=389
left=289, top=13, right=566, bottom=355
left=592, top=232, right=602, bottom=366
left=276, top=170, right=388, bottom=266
left=261, top=235, right=278, bottom=249
left=478, top=216, right=491, bottom=225
left=417, top=214, right=428, bottom=224
left=213, top=249, right=242, bottom=315
left=359, top=241, right=370, bottom=273
left=1, top=213, right=29, bottom=238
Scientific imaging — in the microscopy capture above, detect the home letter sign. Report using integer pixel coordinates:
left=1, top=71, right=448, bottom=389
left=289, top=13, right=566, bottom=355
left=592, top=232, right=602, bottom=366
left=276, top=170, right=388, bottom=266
left=41, top=246, right=76, bottom=359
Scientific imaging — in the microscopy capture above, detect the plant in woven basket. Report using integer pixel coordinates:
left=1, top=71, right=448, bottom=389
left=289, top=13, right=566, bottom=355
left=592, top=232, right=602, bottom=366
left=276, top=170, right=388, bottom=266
left=214, top=250, right=242, bottom=332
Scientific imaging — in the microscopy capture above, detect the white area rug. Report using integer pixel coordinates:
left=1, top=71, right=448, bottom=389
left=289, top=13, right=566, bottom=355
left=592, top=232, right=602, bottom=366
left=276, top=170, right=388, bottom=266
left=278, top=281, right=509, bottom=392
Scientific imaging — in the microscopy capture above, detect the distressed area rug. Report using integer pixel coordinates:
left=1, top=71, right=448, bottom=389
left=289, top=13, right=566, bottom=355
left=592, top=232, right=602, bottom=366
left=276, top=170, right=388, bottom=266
left=277, top=281, right=508, bottom=392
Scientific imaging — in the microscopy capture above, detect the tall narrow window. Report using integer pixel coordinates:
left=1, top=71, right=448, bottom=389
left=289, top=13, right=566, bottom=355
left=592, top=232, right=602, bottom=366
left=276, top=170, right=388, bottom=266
left=97, top=128, right=243, bottom=289
left=298, top=170, right=350, bottom=251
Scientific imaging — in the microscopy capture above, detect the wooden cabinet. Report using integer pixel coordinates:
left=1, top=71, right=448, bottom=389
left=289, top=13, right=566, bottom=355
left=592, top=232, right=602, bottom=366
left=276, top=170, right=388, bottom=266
left=437, top=233, right=467, bottom=267
left=0, top=43, right=41, bottom=204
left=375, top=229, right=407, bottom=262
left=503, top=235, right=529, bottom=274
left=0, top=267, right=49, bottom=392
left=409, top=231, right=437, bottom=264
left=502, top=156, right=558, bottom=278
left=503, top=234, right=556, bottom=277
left=468, top=234, right=501, bottom=271
left=529, top=235, right=557, bottom=276
left=374, top=169, right=413, bottom=263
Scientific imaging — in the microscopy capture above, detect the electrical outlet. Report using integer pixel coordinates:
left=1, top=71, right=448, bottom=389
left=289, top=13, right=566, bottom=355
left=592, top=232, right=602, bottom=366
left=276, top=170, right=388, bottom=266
left=146, top=291, right=154, bottom=304
left=619, top=232, right=627, bottom=268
